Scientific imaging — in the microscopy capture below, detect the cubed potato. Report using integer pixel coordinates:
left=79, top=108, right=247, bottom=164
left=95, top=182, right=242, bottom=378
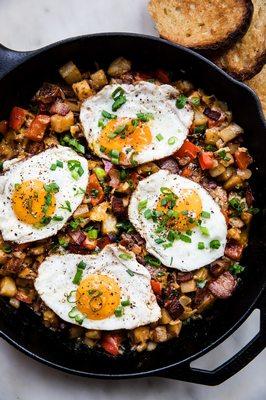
left=227, top=228, right=241, bottom=241
left=241, top=211, right=252, bottom=225
left=223, top=175, right=243, bottom=190
left=219, top=123, right=243, bottom=143
left=131, top=326, right=150, bottom=343
left=193, top=267, right=208, bottom=281
left=43, top=309, right=58, bottom=326
left=168, top=320, right=182, bottom=337
left=204, top=127, right=220, bottom=145
left=9, top=298, right=20, bottom=309
left=197, top=293, right=215, bottom=313
left=73, top=204, right=90, bottom=219
left=89, top=202, right=109, bottom=221
left=51, top=111, right=74, bottom=133
left=152, top=326, right=168, bottom=343
left=136, top=342, right=148, bottom=352
left=102, top=213, right=118, bottom=234
left=160, top=308, right=172, bottom=324
left=0, top=249, right=8, bottom=264
left=217, top=167, right=235, bottom=182
left=70, top=124, right=82, bottom=137
left=179, top=295, right=191, bottom=307
left=146, top=341, right=157, bottom=351
left=194, top=111, right=207, bottom=126
left=229, top=217, right=244, bottom=229
left=137, top=162, right=159, bottom=175
left=90, top=69, right=108, bottom=90
left=0, top=276, right=17, bottom=297
left=180, top=307, right=197, bottom=320
left=174, top=80, right=194, bottom=94
left=237, top=169, right=252, bottom=181
left=85, top=330, right=101, bottom=340
left=72, top=80, right=94, bottom=101
left=59, top=61, right=82, bottom=84
left=180, top=279, right=197, bottom=293
left=84, top=337, right=97, bottom=348
left=43, top=135, right=59, bottom=147
left=18, top=267, right=36, bottom=279
left=107, top=57, right=131, bottom=77
left=209, top=164, right=226, bottom=177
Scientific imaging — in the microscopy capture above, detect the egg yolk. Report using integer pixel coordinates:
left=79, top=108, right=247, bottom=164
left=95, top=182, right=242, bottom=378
left=12, top=180, right=56, bottom=225
left=157, top=189, right=202, bottom=231
left=76, top=274, right=121, bottom=320
left=99, top=117, right=152, bottom=160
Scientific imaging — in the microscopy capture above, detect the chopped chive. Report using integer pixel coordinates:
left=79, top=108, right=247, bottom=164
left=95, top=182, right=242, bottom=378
left=201, top=211, right=211, bottom=219
left=115, top=305, right=124, bottom=317
left=156, top=133, right=164, bottom=141
left=126, top=269, right=134, bottom=276
left=176, top=94, right=187, bottom=109
left=112, top=95, right=126, bottom=111
left=52, top=215, right=64, bottom=221
left=111, top=87, right=125, bottom=99
left=50, top=164, right=57, bottom=171
left=138, top=199, right=148, bottom=211
left=180, top=234, right=192, bottom=243
left=72, top=269, right=83, bottom=285
left=198, top=242, right=205, bottom=250
left=102, top=110, right=117, bottom=119
left=210, top=239, right=221, bottom=249
left=168, top=137, right=177, bottom=145
left=119, top=253, right=133, bottom=260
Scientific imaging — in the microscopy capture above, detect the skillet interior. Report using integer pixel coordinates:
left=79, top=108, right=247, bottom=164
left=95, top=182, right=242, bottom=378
left=0, top=34, right=265, bottom=377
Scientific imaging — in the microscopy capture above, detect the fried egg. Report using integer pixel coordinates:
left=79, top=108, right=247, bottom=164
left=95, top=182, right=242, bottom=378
left=80, top=81, right=193, bottom=166
left=35, top=244, right=161, bottom=330
left=0, top=146, right=89, bottom=243
left=128, top=170, right=227, bottom=271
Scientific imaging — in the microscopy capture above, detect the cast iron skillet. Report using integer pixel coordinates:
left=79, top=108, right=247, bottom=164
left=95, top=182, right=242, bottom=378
left=0, top=33, right=265, bottom=386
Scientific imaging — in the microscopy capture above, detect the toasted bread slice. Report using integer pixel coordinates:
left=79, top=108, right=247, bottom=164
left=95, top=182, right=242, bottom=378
left=215, top=0, right=266, bottom=80
left=148, top=0, right=253, bottom=51
left=245, top=65, right=266, bottom=117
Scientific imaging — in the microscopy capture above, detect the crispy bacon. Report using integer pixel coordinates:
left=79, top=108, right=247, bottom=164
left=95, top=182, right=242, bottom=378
left=208, top=271, right=236, bottom=299
left=165, top=297, right=184, bottom=319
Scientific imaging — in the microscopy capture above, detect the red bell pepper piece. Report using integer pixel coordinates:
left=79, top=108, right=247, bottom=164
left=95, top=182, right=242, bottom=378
left=181, top=166, right=193, bottom=177
left=9, top=107, right=28, bottom=131
left=175, top=140, right=201, bottom=160
left=87, top=173, right=105, bottom=206
left=101, top=333, right=122, bottom=356
left=154, top=69, right=170, bottom=83
left=234, top=149, right=252, bottom=169
left=198, top=151, right=215, bottom=170
left=24, top=114, right=50, bottom=142
left=0, top=120, right=8, bottom=134
left=151, top=279, right=162, bottom=295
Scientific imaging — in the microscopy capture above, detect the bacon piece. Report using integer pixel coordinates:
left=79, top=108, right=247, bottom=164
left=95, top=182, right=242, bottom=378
left=157, top=157, right=179, bottom=174
left=164, top=297, right=184, bottom=319
left=103, top=160, right=113, bottom=173
left=225, top=241, right=244, bottom=261
left=210, top=258, right=231, bottom=277
left=49, top=100, right=70, bottom=116
left=208, top=271, right=236, bottom=299
left=176, top=271, right=193, bottom=282
left=111, top=196, right=127, bottom=216
left=203, top=108, right=221, bottom=121
left=108, top=168, right=120, bottom=189
left=68, top=230, right=86, bottom=245
left=101, top=333, right=122, bottom=356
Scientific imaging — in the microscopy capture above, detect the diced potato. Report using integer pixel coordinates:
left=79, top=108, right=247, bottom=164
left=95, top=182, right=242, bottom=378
left=18, top=267, right=36, bottom=279
left=89, top=202, right=109, bottom=221
left=167, top=320, right=182, bottom=337
left=65, top=100, right=80, bottom=112
left=146, top=341, right=157, bottom=351
left=102, top=213, right=118, bottom=234
left=180, top=307, right=197, bottom=320
left=229, top=217, right=244, bottom=229
left=219, top=123, right=243, bottom=143
left=152, top=326, right=168, bottom=343
left=87, top=160, right=102, bottom=170
left=223, top=175, right=243, bottom=190
left=209, top=163, right=226, bottom=177
left=50, top=111, right=74, bottom=133
left=9, top=298, right=20, bottom=309
left=227, top=227, right=241, bottom=241
left=136, top=342, right=148, bottom=352
left=30, top=245, right=45, bottom=256
left=137, top=162, right=159, bottom=175
left=193, top=267, right=208, bottom=281
left=72, top=80, right=94, bottom=101
left=84, top=337, right=97, bottom=348
left=160, top=308, right=171, bottom=324
left=90, top=69, right=108, bottom=90
left=218, top=167, right=235, bottom=182
left=85, top=330, right=101, bottom=340
left=0, top=277, right=17, bottom=297
left=179, top=295, right=191, bottom=307
left=43, top=135, right=59, bottom=147
left=194, top=111, right=207, bottom=126
left=0, top=249, right=8, bottom=264
left=69, top=326, right=83, bottom=339
left=73, top=204, right=90, bottom=219
left=237, top=169, right=252, bottom=180
left=70, top=124, right=82, bottom=137
left=241, top=211, right=252, bottom=225
left=131, top=326, right=150, bottom=343
left=204, top=127, right=220, bottom=145
left=180, top=279, right=197, bottom=293
left=59, top=61, right=82, bottom=84
left=107, top=57, right=131, bottom=77
left=43, top=309, right=58, bottom=326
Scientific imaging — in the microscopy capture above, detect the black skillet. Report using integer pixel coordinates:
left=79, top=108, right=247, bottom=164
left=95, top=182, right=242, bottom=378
left=0, top=33, right=265, bottom=386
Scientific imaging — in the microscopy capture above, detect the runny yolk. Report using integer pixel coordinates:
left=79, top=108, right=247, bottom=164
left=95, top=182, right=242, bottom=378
left=76, top=274, right=121, bottom=320
left=157, top=189, right=202, bottom=231
left=12, top=180, right=56, bottom=225
left=99, top=117, right=152, bottom=156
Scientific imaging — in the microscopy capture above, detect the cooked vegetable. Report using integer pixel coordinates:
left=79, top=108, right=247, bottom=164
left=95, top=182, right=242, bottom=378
left=9, top=107, right=29, bottom=131
left=198, top=151, right=215, bottom=170
left=59, top=61, right=82, bottom=84
left=107, top=57, right=131, bottom=77
left=51, top=111, right=74, bottom=133
left=87, top=174, right=105, bottom=206
left=0, top=277, right=17, bottom=297
left=72, top=80, right=94, bottom=101
left=24, top=115, right=50, bottom=141
left=90, top=69, right=108, bottom=90
left=175, top=140, right=200, bottom=160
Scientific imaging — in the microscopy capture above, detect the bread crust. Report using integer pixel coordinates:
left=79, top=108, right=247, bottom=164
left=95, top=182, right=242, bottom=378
left=245, top=65, right=266, bottom=117
left=148, top=0, right=253, bottom=52
left=214, top=0, right=266, bottom=80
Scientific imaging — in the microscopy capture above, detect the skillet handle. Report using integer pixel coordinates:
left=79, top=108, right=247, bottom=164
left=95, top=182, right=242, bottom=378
left=157, top=297, right=265, bottom=386
left=0, top=44, right=34, bottom=79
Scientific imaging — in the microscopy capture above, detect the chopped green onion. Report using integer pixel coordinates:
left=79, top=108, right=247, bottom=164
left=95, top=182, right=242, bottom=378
left=201, top=211, right=211, bottom=219
left=197, top=279, right=207, bottom=289
left=248, top=207, right=260, bottom=215
left=56, top=160, right=63, bottom=168
left=52, top=215, right=64, bottom=221
left=136, top=112, right=154, bottom=122
left=61, top=135, right=85, bottom=154
left=194, top=124, right=206, bottom=134
left=93, top=167, right=106, bottom=181
left=200, top=226, right=209, bottom=236
left=0, top=161, right=3, bottom=172
left=126, top=269, right=135, bottom=276
left=112, top=95, right=127, bottom=112
left=44, top=182, right=59, bottom=193
left=72, top=269, right=83, bottom=285
left=144, top=209, right=153, bottom=219
left=111, top=87, right=125, bottom=99
left=144, top=255, right=161, bottom=267
left=176, top=94, right=187, bottom=109
left=168, top=137, right=177, bottom=145
left=119, top=253, right=133, bottom=260
left=2, top=244, right=12, bottom=254
left=191, top=97, right=200, bottom=106
left=98, top=119, right=105, bottom=128
left=109, top=149, right=120, bottom=159
left=156, top=133, right=164, bottom=141
left=87, top=229, right=98, bottom=239
left=138, top=199, right=148, bottom=211
left=50, top=164, right=57, bottom=171
left=58, top=237, right=68, bottom=248
left=67, top=290, right=76, bottom=303
left=180, top=234, right=192, bottom=243
left=102, top=110, right=117, bottom=119
left=115, top=305, right=124, bottom=317
left=121, top=299, right=131, bottom=307
left=229, top=263, right=245, bottom=275
left=100, top=145, right=106, bottom=153
left=209, top=239, right=221, bottom=249
left=198, top=242, right=205, bottom=250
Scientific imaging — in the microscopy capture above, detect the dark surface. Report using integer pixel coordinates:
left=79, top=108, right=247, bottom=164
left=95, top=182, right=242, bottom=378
left=0, top=33, right=265, bottom=385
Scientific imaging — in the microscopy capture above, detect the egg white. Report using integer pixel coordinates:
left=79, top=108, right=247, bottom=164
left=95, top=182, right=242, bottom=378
left=0, top=146, right=89, bottom=243
left=35, top=244, right=161, bottom=330
left=128, top=170, right=227, bottom=272
left=80, top=81, right=193, bottom=165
